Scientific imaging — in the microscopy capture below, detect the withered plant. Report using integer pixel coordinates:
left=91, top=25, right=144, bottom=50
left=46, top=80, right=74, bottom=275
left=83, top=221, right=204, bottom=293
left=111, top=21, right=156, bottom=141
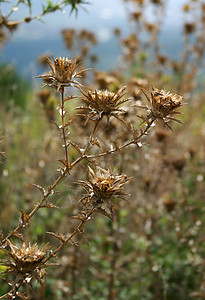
left=0, top=51, right=183, bottom=299
left=2, top=0, right=205, bottom=299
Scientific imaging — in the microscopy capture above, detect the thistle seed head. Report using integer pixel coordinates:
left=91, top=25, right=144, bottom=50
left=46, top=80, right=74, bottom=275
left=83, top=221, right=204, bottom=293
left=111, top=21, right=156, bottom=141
left=35, top=55, right=86, bottom=91
left=78, top=167, right=130, bottom=218
left=150, top=88, right=182, bottom=118
left=138, top=87, right=183, bottom=129
left=78, top=86, right=130, bottom=121
left=1, top=239, right=49, bottom=286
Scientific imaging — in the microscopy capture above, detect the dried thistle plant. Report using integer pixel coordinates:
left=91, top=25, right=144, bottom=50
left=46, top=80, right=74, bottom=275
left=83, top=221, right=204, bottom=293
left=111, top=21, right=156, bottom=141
left=0, top=239, right=50, bottom=298
left=78, top=86, right=131, bottom=122
left=137, top=87, right=183, bottom=129
left=35, top=56, right=86, bottom=91
left=77, top=166, right=130, bottom=219
left=0, top=36, right=186, bottom=296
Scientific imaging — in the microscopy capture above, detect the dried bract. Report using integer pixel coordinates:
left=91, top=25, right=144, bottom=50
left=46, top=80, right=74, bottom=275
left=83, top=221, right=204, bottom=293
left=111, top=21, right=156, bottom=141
left=78, top=86, right=130, bottom=121
left=78, top=167, right=130, bottom=218
left=35, top=56, right=86, bottom=91
left=138, top=87, right=183, bottom=129
left=1, top=240, right=49, bottom=288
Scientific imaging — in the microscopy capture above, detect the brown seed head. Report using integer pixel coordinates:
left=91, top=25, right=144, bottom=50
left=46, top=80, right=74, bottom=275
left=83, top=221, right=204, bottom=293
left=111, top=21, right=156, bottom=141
left=78, top=167, right=130, bottom=218
left=184, top=22, right=196, bottom=34
left=151, top=88, right=182, bottom=117
left=132, top=11, right=142, bottom=22
left=36, top=89, right=51, bottom=105
left=151, top=0, right=161, bottom=4
left=62, top=29, right=75, bottom=49
left=78, top=86, right=130, bottom=121
left=4, top=240, right=48, bottom=275
left=121, top=34, right=138, bottom=52
left=94, top=70, right=117, bottom=90
left=137, top=87, right=183, bottom=129
left=35, top=55, right=86, bottom=91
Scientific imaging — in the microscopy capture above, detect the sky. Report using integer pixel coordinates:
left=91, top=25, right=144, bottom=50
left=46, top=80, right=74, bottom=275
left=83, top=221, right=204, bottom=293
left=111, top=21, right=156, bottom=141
left=1, top=0, right=187, bottom=42
left=0, top=0, right=188, bottom=77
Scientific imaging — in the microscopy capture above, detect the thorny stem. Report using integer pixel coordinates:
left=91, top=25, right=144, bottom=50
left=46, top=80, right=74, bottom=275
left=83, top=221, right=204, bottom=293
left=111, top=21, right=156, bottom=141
left=0, top=277, right=25, bottom=300
left=0, top=168, right=68, bottom=247
left=0, top=120, right=153, bottom=248
left=60, top=87, right=69, bottom=168
left=0, top=88, right=83, bottom=247
left=83, top=120, right=100, bottom=155
left=2, top=0, right=21, bottom=19
left=88, top=120, right=154, bottom=159
left=0, top=0, right=81, bottom=25
left=44, top=208, right=95, bottom=263
left=0, top=153, right=87, bottom=248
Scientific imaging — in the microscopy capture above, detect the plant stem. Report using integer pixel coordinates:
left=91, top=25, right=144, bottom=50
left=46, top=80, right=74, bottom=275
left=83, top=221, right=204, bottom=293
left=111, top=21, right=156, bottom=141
left=44, top=208, right=95, bottom=263
left=61, top=87, right=69, bottom=168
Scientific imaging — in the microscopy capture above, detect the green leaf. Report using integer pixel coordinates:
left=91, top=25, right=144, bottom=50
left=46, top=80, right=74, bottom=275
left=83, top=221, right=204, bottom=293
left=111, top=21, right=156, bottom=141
left=42, top=0, right=62, bottom=15
left=62, top=0, right=90, bottom=14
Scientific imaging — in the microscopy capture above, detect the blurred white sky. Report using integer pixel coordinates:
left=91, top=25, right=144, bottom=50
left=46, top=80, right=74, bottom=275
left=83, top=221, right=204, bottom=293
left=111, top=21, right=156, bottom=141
left=0, top=0, right=188, bottom=42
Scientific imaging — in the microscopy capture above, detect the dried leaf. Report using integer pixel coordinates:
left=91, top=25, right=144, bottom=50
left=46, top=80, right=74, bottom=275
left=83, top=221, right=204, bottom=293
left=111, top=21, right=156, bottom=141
left=47, top=232, right=66, bottom=243
left=33, top=184, right=47, bottom=196
left=96, top=207, right=113, bottom=220
left=50, top=120, right=59, bottom=128
left=63, top=95, right=77, bottom=103
left=58, top=159, right=71, bottom=170
left=69, top=141, right=83, bottom=154
left=19, top=210, right=30, bottom=224
left=64, top=119, right=74, bottom=128
left=16, top=292, right=29, bottom=300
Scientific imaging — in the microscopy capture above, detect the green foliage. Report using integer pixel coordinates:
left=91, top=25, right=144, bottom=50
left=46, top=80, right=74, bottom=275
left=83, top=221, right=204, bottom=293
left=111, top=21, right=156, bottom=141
left=42, top=0, right=89, bottom=15
left=42, top=0, right=62, bottom=15
left=0, top=63, right=30, bottom=109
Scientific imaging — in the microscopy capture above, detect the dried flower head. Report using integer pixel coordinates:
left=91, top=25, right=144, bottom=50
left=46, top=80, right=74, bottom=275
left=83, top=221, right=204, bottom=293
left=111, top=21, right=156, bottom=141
left=121, top=34, right=138, bottom=56
left=62, top=28, right=75, bottom=49
left=78, top=167, right=130, bottom=218
left=151, top=0, right=161, bottom=4
left=36, top=89, right=51, bottom=105
left=138, top=87, right=183, bottom=129
left=35, top=55, right=86, bottom=91
left=1, top=239, right=49, bottom=288
left=145, top=23, right=158, bottom=33
left=132, top=11, right=142, bottom=22
left=184, top=22, right=196, bottom=34
left=113, top=28, right=121, bottom=36
left=78, top=86, right=130, bottom=122
left=94, top=70, right=117, bottom=90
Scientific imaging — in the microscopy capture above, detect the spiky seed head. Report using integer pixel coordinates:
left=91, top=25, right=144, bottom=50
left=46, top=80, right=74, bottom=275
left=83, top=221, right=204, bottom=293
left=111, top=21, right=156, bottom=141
left=78, top=167, right=130, bottom=218
left=1, top=239, right=49, bottom=287
left=35, top=55, right=86, bottom=91
left=150, top=88, right=182, bottom=117
left=5, top=240, right=47, bottom=273
left=78, top=86, right=130, bottom=121
left=138, top=87, right=183, bottom=129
